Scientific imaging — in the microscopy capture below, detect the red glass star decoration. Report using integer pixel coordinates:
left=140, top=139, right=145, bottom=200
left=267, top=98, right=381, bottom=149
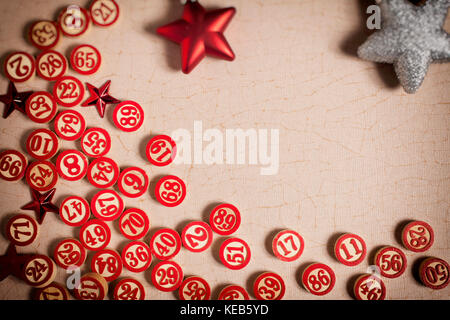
left=0, top=244, right=32, bottom=281
left=0, top=81, right=33, bottom=119
left=21, top=188, right=59, bottom=224
left=157, top=0, right=236, bottom=74
left=81, top=80, right=120, bottom=118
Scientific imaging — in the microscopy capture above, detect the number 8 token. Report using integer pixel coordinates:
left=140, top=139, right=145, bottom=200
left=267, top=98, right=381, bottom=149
left=151, top=260, right=183, bottom=292
left=254, top=272, right=285, bottom=300
left=301, top=263, right=336, bottom=296
left=155, top=175, right=186, bottom=207
left=113, top=100, right=144, bottom=132
left=56, top=150, right=88, bottom=181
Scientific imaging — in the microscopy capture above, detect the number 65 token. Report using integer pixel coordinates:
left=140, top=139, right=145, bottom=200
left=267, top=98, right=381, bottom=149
left=220, top=237, right=251, bottom=270
left=70, top=44, right=101, bottom=75
left=301, top=263, right=336, bottom=296
left=155, top=175, right=186, bottom=207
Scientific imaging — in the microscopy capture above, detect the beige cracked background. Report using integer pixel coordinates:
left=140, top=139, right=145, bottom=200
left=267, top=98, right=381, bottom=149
left=0, top=0, right=449, bottom=300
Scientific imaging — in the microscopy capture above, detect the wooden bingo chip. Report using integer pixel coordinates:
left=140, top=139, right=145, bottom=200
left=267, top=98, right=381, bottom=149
left=334, top=233, right=366, bottom=266
left=374, top=246, right=407, bottom=279
left=28, top=21, right=60, bottom=50
left=87, top=157, right=119, bottom=188
left=301, top=263, right=336, bottom=296
left=154, top=175, right=186, bottom=207
left=56, top=149, right=88, bottom=181
left=209, top=203, right=241, bottom=236
left=253, top=272, right=285, bottom=300
left=119, top=208, right=150, bottom=240
left=220, top=237, right=251, bottom=270
left=113, top=278, right=145, bottom=300
left=151, top=260, right=183, bottom=292
left=25, top=160, right=58, bottom=192
left=22, top=255, right=57, bottom=288
left=57, top=6, right=90, bottom=37
left=34, top=282, right=69, bottom=300
left=181, top=221, right=213, bottom=253
left=26, top=129, right=59, bottom=160
left=272, top=229, right=305, bottom=262
left=25, top=91, right=58, bottom=123
left=73, top=273, right=108, bottom=300
left=113, top=100, right=144, bottom=132
left=54, top=110, right=86, bottom=141
left=122, top=241, right=152, bottom=273
left=218, top=285, right=250, bottom=300
left=91, top=189, right=124, bottom=221
left=70, top=44, right=101, bottom=75
left=150, top=228, right=182, bottom=260
left=90, top=0, right=120, bottom=27
left=80, top=127, right=111, bottom=158
left=79, top=219, right=111, bottom=251
left=6, top=214, right=39, bottom=247
left=53, top=76, right=84, bottom=108
left=419, top=257, right=449, bottom=290
left=91, top=248, right=123, bottom=281
left=179, top=276, right=211, bottom=300
left=53, top=238, right=86, bottom=269
left=36, top=50, right=67, bottom=81
left=3, top=51, right=35, bottom=83
left=118, top=167, right=149, bottom=198
left=353, top=274, right=386, bottom=300
left=402, top=220, right=434, bottom=253
left=0, top=149, right=28, bottom=182
left=59, top=195, right=90, bottom=227
left=146, top=135, right=177, bottom=167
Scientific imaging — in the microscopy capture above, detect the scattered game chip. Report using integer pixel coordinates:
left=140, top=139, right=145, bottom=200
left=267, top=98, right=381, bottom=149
left=374, top=246, right=407, bottom=279
left=218, top=285, right=250, bottom=300
left=53, top=238, right=86, bottom=269
left=272, top=229, right=304, bottom=262
left=121, top=241, right=152, bottom=273
left=34, top=282, right=69, bottom=300
left=22, top=255, right=57, bottom=288
left=87, top=157, right=119, bottom=188
left=334, top=233, right=366, bottom=266
left=151, top=260, right=183, bottom=292
left=419, top=257, right=449, bottom=290
left=113, top=100, right=144, bottom=132
left=91, top=189, right=124, bottom=221
left=209, top=203, right=241, bottom=236
left=79, top=219, right=111, bottom=251
left=0, top=149, right=28, bottom=182
left=25, top=160, right=58, bottom=192
left=26, top=129, right=59, bottom=160
left=53, top=75, right=85, bottom=108
left=80, top=127, right=111, bottom=158
left=54, top=110, right=86, bottom=141
left=57, top=6, right=90, bottom=37
left=301, top=263, right=336, bottom=296
left=113, top=278, right=146, bottom=300
left=91, top=248, right=123, bottom=282
left=28, top=21, right=60, bottom=50
left=146, top=135, right=177, bottom=167
left=25, top=91, right=58, bottom=124
left=220, top=237, right=251, bottom=270
left=73, top=273, right=108, bottom=300
left=117, top=167, right=149, bottom=198
left=70, top=44, right=101, bottom=75
left=4, top=51, right=35, bottom=83
left=181, top=221, right=213, bottom=253
left=59, top=195, right=90, bottom=227
left=402, top=220, right=434, bottom=253
left=119, top=208, right=150, bottom=240
left=56, top=149, right=88, bottom=181
left=36, top=50, right=67, bottom=81
left=253, top=272, right=285, bottom=300
left=6, top=214, right=39, bottom=247
left=150, top=228, right=182, bottom=260
left=179, top=276, right=211, bottom=300
left=154, top=175, right=186, bottom=207
left=90, top=0, right=120, bottom=27
left=353, top=274, right=386, bottom=300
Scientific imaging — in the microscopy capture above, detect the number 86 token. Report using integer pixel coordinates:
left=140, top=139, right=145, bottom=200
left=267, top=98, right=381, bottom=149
left=301, top=263, right=336, bottom=296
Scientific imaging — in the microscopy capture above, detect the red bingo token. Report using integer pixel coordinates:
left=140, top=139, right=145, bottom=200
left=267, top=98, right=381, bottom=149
left=56, top=150, right=88, bottom=181
left=375, top=246, right=407, bottom=279
left=81, top=127, right=111, bottom=158
left=122, top=241, right=152, bottom=273
left=58, top=6, right=90, bottom=37
left=334, top=233, right=366, bottom=266
left=181, top=221, right=213, bottom=253
left=35, top=282, right=69, bottom=300
left=36, top=50, right=67, bottom=81
left=155, top=175, right=186, bottom=207
left=402, top=220, right=434, bottom=253
left=59, top=196, right=90, bottom=227
left=79, top=219, right=111, bottom=251
left=91, top=249, right=123, bottom=281
left=25, top=92, right=58, bottom=123
left=53, top=76, right=84, bottom=107
left=53, top=238, right=86, bottom=269
left=29, top=21, right=60, bottom=51
left=272, top=230, right=304, bottom=262
left=0, top=150, right=28, bottom=182
left=253, top=272, right=285, bottom=300
left=113, top=278, right=145, bottom=300
left=218, top=285, right=250, bottom=300
left=25, top=160, right=58, bottom=191
left=26, top=129, right=59, bottom=160
left=74, top=273, right=108, bottom=300
left=353, top=274, right=386, bottom=300
left=118, top=167, right=149, bottom=198
left=119, top=208, right=150, bottom=240
left=146, top=135, right=176, bottom=166
left=220, top=237, right=251, bottom=270
left=419, top=257, right=450, bottom=290
left=150, top=228, right=182, bottom=260
left=87, top=157, right=119, bottom=188
left=209, top=203, right=241, bottom=236
left=91, top=189, right=124, bottom=221
left=301, top=263, right=336, bottom=296
left=179, top=276, right=211, bottom=300
left=6, top=214, right=39, bottom=247
left=151, top=260, right=183, bottom=292
left=90, top=0, right=120, bottom=27
left=22, top=255, right=57, bottom=288
left=4, top=51, right=35, bottom=83
left=54, top=110, right=86, bottom=141
left=70, top=44, right=101, bottom=75
left=113, top=101, right=144, bottom=132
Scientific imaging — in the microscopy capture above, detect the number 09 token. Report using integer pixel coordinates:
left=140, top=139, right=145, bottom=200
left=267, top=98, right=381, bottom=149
left=119, top=208, right=150, bottom=240
left=401, top=220, right=434, bottom=253
left=113, top=101, right=144, bottom=132
left=56, top=150, right=88, bottom=181
left=374, top=246, right=407, bottom=279
left=118, top=167, right=149, bottom=198
left=113, top=278, right=145, bottom=300
left=179, top=276, right=211, bottom=300
left=220, top=237, right=251, bottom=270
left=146, top=135, right=177, bottom=166
left=70, top=44, right=101, bottom=75
left=151, top=260, right=183, bottom=292
left=218, top=285, right=250, bottom=300
left=155, top=175, right=186, bottom=207
left=54, top=110, right=86, bottom=141
left=353, top=274, right=386, bottom=300
left=60, top=196, right=90, bottom=227
left=53, top=76, right=85, bottom=108
left=253, top=272, right=285, bottom=300
left=6, top=214, right=39, bottom=247
left=0, top=150, right=28, bottom=182
left=150, top=228, right=182, bottom=260
left=4, top=51, right=35, bottom=83
left=181, top=221, right=213, bottom=253
left=26, top=129, right=59, bottom=160
left=79, top=219, right=111, bottom=251
left=334, top=233, right=366, bottom=266
left=209, top=203, right=241, bottom=236
left=74, top=273, right=108, bottom=300
left=26, top=92, right=58, bottom=124
left=419, top=257, right=449, bottom=290
left=301, top=263, right=336, bottom=296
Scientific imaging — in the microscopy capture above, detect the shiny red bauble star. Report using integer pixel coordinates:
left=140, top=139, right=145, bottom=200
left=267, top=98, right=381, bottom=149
left=82, top=80, right=121, bottom=118
left=157, top=0, right=236, bottom=74
left=0, top=244, right=32, bottom=282
left=0, top=81, right=33, bottom=119
left=21, top=188, right=59, bottom=224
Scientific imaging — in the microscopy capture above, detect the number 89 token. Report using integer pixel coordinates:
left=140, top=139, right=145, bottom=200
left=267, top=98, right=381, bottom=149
left=155, top=175, right=186, bottom=207
left=301, top=263, right=336, bottom=296
left=254, top=272, right=285, bottom=300
left=209, top=203, right=241, bottom=236
left=113, top=101, right=144, bottom=132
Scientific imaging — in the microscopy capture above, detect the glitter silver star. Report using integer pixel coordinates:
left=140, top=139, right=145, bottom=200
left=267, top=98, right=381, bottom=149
left=358, top=0, right=450, bottom=93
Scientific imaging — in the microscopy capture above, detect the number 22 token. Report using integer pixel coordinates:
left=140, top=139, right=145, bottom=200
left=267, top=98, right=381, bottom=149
left=301, top=263, right=336, bottom=296
left=53, top=76, right=84, bottom=107
left=155, top=175, right=186, bottom=207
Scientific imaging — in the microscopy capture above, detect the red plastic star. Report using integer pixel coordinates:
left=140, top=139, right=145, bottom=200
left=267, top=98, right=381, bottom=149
left=81, top=80, right=120, bottom=118
left=0, top=81, right=33, bottom=119
left=157, top=0, right=236, bottom=74
left=21, top=188, right=59, bottom=225
left=0, top=244, right=31, bottom=281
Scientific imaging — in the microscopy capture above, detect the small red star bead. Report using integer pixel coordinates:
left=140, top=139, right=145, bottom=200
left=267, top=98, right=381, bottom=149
left=0, top=81, right=33, bottom=119
left=157, top=0, right=236, bottom=74
left=21, top=188, right=59, bottom=224
left=82, top=80, right=120, bottom=118
left=0, top=244, right=32, bottom=282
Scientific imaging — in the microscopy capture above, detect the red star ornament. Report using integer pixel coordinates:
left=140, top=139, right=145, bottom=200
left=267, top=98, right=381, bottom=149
left=21, top=188, right=59, bottom=224
left=0, top=81, right=33, bottom=119
left=0, top=244, right=32, bottom=282
left=157, top=0, right=236, bottom=74
left=81, top=80, right=120, bottom=118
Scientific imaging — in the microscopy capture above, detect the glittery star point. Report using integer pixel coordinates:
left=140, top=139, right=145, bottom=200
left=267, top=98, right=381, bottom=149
left=81, top=80, right=120, bottom=118
left=21, top=188, right=59, bottom=224
left=0, top=244, right=31, bottom=282
left=0, top=81, right=33, bottom=118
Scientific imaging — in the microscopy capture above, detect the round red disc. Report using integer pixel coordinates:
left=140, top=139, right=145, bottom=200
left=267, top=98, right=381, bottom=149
left=73, top=273, right=108, bottom=300
left=53, top=110, right=86, bottom=141
left=150, top=228, right=182, bottom=260
left=113, top=278, right=146, bottom=300
left=121, top=241, right=152, bottom=273
left=113, top=100, right=144, bottom=132
left=402, top=220, right=434, bottom=253
left=90, top=0, right=120, bottom=27
left=91, top=189, right=124, bottom=221
left=119, top=208, right=150, bottom=240
left=6, top=214, right=39, bottom=247
left=56, top=149, right=88, bottom=181
left=70, top=44, right=102, bottom=75
left=87, top=157, right=119, bottom=188
left=79, top=219, right=111, bottom=251
left=25, top=160, right=58, bottom=192
left=419, top=257, right=449, bottom=290
left=209, top=203, right=241, bottom=236
left=154, top=175, right=186, bottom=207
left=146, top=135, right=177, bottom=167
left=301, top=263, right=336, bottom=296
left=28, top=21, right=60, bottom=51
left=220, top=237, right=251, bottom=270
left=374, top=246, right=407, bottom=279
left=25, top=91, right=58, bottom=124
left=57, top=6, right=90, bottom=37
left=272, top=229, right=305, bottom=262
left=117, top=167, right=149, bottom=198
left=80, top=127, right=111, bottom=158
left=253, top=272, right=285, bottom=300
left=334, top=233, right=366, bottom=266
left=26, top=129, right=59, bottom=160
left=59, top=195, right=90, bottom=227
left=179, top=276, right=211, bottom=300
left=0, top=149, right=28, bottom=182
left=91, top=248, right=123, bottom=281
left=36, top=50, right=67, bottom=81
left=34, top=282, right=69, bottom=300
left=151, top=260, right=183, bottom=292
left=218, top=285, right=250, bottom=300
left=4, top=51, right=35, bottom=83
left=353, top=274, right=386, bottom=300
left=181, top=221, right=213, bottom=253
left=22, top=255, right=56, bottom=288
left=53, top=75, right=85, bottom=108
left=53, top=238, right=86, bottom=269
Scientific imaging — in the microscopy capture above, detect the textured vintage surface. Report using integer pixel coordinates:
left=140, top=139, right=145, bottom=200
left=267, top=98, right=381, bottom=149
left=0, top=0, right=449, bottom=300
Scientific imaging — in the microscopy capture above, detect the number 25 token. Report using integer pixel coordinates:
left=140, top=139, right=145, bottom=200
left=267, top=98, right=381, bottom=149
left=155, top=175, right=186, bottom=207
left=113, top=100, right=144, bottom=132
left=301, top=263, right=336, bottom=296
left=374, top=246, right=407, bottom=279
left=272, top=230, right=304, bottom=262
